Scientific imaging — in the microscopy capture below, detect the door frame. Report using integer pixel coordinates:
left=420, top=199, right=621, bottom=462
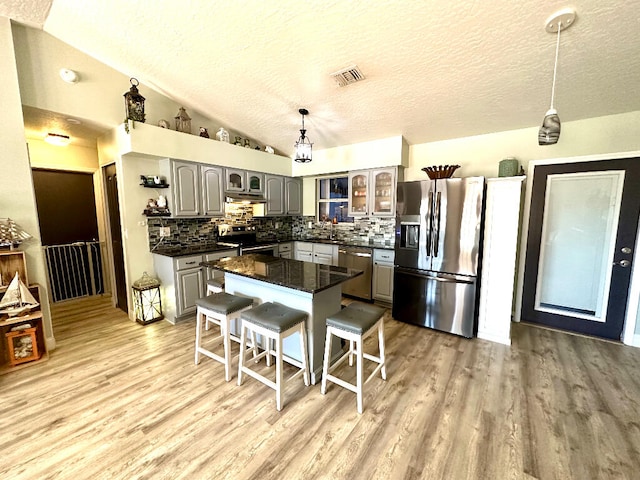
left=514, top=151, right=640, bottom=346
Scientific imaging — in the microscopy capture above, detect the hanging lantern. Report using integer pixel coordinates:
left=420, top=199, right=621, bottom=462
left=123, top=78, right=146, bottom=123
left=175, top=107, right=192, bottom=134
left=294, top=108, right=313, bottom=163
left=132, top=272, right=163, bottom=325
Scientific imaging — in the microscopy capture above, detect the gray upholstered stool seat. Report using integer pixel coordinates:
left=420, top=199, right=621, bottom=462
left=194, top=292, right=256, bottom=382
left=202, top=280, right=229, bottom=330
left=326, top=303, right=385, bottom=335
left=237, top=302, right=310, bottom=411
left=241, top=302, right=307, bottom=333
left=206, top=277, right=225, bottom=294
left=321, top=302, right=387, bottom=414
left=196, top=291, right=252, bottom=315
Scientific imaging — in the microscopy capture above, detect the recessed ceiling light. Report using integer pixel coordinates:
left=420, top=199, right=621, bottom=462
left=66, top=118, right=81, bottom=125
left=44, top=133, right=71, bottom=146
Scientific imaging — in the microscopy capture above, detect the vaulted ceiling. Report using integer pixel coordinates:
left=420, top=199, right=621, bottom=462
left=4, top=0, right=640, bottom=155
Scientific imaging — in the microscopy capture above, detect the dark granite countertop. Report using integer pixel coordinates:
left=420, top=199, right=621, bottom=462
left=151, top=243, right=238, bottom=258
left=201, top=253, right=363, bottom=294
left=296, top=238, right=394, bottom=250
left=151, top=238, right=394, bottom=258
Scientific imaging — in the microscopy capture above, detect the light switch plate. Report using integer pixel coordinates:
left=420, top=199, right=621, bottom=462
left=159, top=226, right=171, bottom=237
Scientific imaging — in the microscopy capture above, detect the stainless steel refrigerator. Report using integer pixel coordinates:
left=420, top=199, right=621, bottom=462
left=392, top=177, right=485, bottom=337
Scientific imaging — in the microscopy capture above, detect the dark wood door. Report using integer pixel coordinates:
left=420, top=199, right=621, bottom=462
left=521, top=158, right=640, bottom=339
left=104, top=164, right=128, bottom=313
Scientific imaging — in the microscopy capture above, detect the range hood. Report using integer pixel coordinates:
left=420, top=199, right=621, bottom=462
left=224, top=192, right=266, bottom=204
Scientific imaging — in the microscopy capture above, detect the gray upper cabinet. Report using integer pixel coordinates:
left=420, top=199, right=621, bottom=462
left=166, top=160, right=223, bottom=217
left=172, top=161, right=200, bottom=217
left=285, top=177, right=303, bottom=215
left=247, top=171, right=265, bottom=195
left=265, top=175, right=285, bottom=216
left=201, top=165, right=224, bottom=216
left=225, top=168, right=245, bottom=192
left=224, top=168, right=264, bottom=195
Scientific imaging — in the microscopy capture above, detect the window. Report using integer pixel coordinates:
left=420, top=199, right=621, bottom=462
left=317, top=176, right=353, bottom=223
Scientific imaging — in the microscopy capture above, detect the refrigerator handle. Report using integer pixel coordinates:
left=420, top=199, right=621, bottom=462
left=433, top=191, right=441, bottom=257
left=395, top=269, right=475, bottom=284
left=426, top=191, right=433, bottom=256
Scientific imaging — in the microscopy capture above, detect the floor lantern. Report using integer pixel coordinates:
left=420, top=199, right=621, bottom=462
left=132, top=272, right=164, bottom=325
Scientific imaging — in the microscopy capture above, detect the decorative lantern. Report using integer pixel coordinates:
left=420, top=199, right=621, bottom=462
left=175, top=107, right=192, bottom=134
left=132, top=272, right=163, bottom=325
left=294, top=108, right=313, bottom=163
left=123, top=78, right=146, bottom=123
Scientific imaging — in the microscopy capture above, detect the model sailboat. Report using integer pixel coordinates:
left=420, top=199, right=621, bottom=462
left=0, top=272, right=39, bottom=317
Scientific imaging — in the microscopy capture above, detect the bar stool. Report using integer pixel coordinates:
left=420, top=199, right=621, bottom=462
left=237, top=302, right=310, bottom=411
left=204, top=277, right=225, bottom=331
left=206, top=277, right=225, bottom=294
left=194, top=292, right=257, bottom=382
left=321, top=302, right=387, bottom=414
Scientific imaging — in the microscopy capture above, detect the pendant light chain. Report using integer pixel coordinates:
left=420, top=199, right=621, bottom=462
left=549, top=22, right=562, bottom=111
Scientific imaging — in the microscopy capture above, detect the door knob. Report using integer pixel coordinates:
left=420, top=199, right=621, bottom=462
left=621, top=247, right=632, bottom=254
left=613, top=259, right=631, bottom=267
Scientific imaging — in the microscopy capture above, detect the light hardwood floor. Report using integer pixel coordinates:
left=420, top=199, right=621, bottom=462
left=1, top=296, right=639, bottom=479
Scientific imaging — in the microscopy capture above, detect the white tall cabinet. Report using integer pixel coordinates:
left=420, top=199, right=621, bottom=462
left=477, top=177, right=525, bottom=345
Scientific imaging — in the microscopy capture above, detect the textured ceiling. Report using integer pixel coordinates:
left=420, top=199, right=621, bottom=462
left=7, top=0, right=640, bottom=155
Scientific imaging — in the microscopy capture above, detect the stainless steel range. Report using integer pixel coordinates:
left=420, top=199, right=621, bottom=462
left=217, top=224, right=279, bottom=256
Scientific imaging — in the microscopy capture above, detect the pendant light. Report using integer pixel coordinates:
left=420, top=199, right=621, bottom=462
left=294, top=108, right=313, bottom=163
left=538, top=8, right=576, bottom=146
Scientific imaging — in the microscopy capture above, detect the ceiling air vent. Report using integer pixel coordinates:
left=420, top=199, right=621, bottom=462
left=330, top=65, right=365, bottom=87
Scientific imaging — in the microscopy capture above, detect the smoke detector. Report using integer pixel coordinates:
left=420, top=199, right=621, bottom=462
left=330, top=65, right=365, bottom=87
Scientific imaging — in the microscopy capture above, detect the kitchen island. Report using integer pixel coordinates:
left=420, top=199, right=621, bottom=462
left=201, top=254, right=363, bottom=384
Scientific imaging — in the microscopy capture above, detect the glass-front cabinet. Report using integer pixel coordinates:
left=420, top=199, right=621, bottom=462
left=224, top=168, right=264, bottom=194
left=348, top=168, right=396, bottom=216
left=349, top=172, right=369, bottom=215
left=247, top=172, right=264, bottom=194
left=372, top=169, right=395, bottom=216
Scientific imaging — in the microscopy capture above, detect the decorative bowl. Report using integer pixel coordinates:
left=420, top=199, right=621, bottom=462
left=422, top=165, right=460, bottom=180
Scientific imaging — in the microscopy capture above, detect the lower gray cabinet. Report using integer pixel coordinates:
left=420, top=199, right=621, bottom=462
left=278, top=242, right=292, bottom=259
left=373, top=249, right=394, bottom=303
left=176, top=265, right=204, bottom=317
left=153, top=249, right=237, bottom=323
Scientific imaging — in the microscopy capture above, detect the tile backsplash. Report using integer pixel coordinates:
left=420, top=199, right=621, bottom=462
left=147, top=210, right=395, bottom=250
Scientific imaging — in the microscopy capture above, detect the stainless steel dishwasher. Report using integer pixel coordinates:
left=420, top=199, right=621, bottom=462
left=338, top=246, right=373, bottom=300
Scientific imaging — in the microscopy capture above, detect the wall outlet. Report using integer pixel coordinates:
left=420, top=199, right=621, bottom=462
left=159, top=226, right=171, bottom=237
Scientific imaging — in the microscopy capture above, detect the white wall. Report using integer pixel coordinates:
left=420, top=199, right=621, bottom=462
left=293, top=136, right=408, bottom=177
left=0, top=17, right=54, bottom=349
left=407, top=111, right=640, bottom=180
left=12, top=24, right=242, bottom=145
left=27, top=138, right=99, bottom=172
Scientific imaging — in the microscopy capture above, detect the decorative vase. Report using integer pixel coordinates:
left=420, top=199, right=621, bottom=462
left=498, top=158, right=519, bottom=177
left=199, top=127, right=209, bottom=138
left=216, top=128, right=230, bottom=142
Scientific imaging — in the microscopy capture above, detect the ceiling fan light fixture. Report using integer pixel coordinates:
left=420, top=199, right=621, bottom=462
left=294, top=108, right=313, bottom=163
left=538, top=7, right=576, bottom=146
left=44, top=132, right=71, bottom=146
